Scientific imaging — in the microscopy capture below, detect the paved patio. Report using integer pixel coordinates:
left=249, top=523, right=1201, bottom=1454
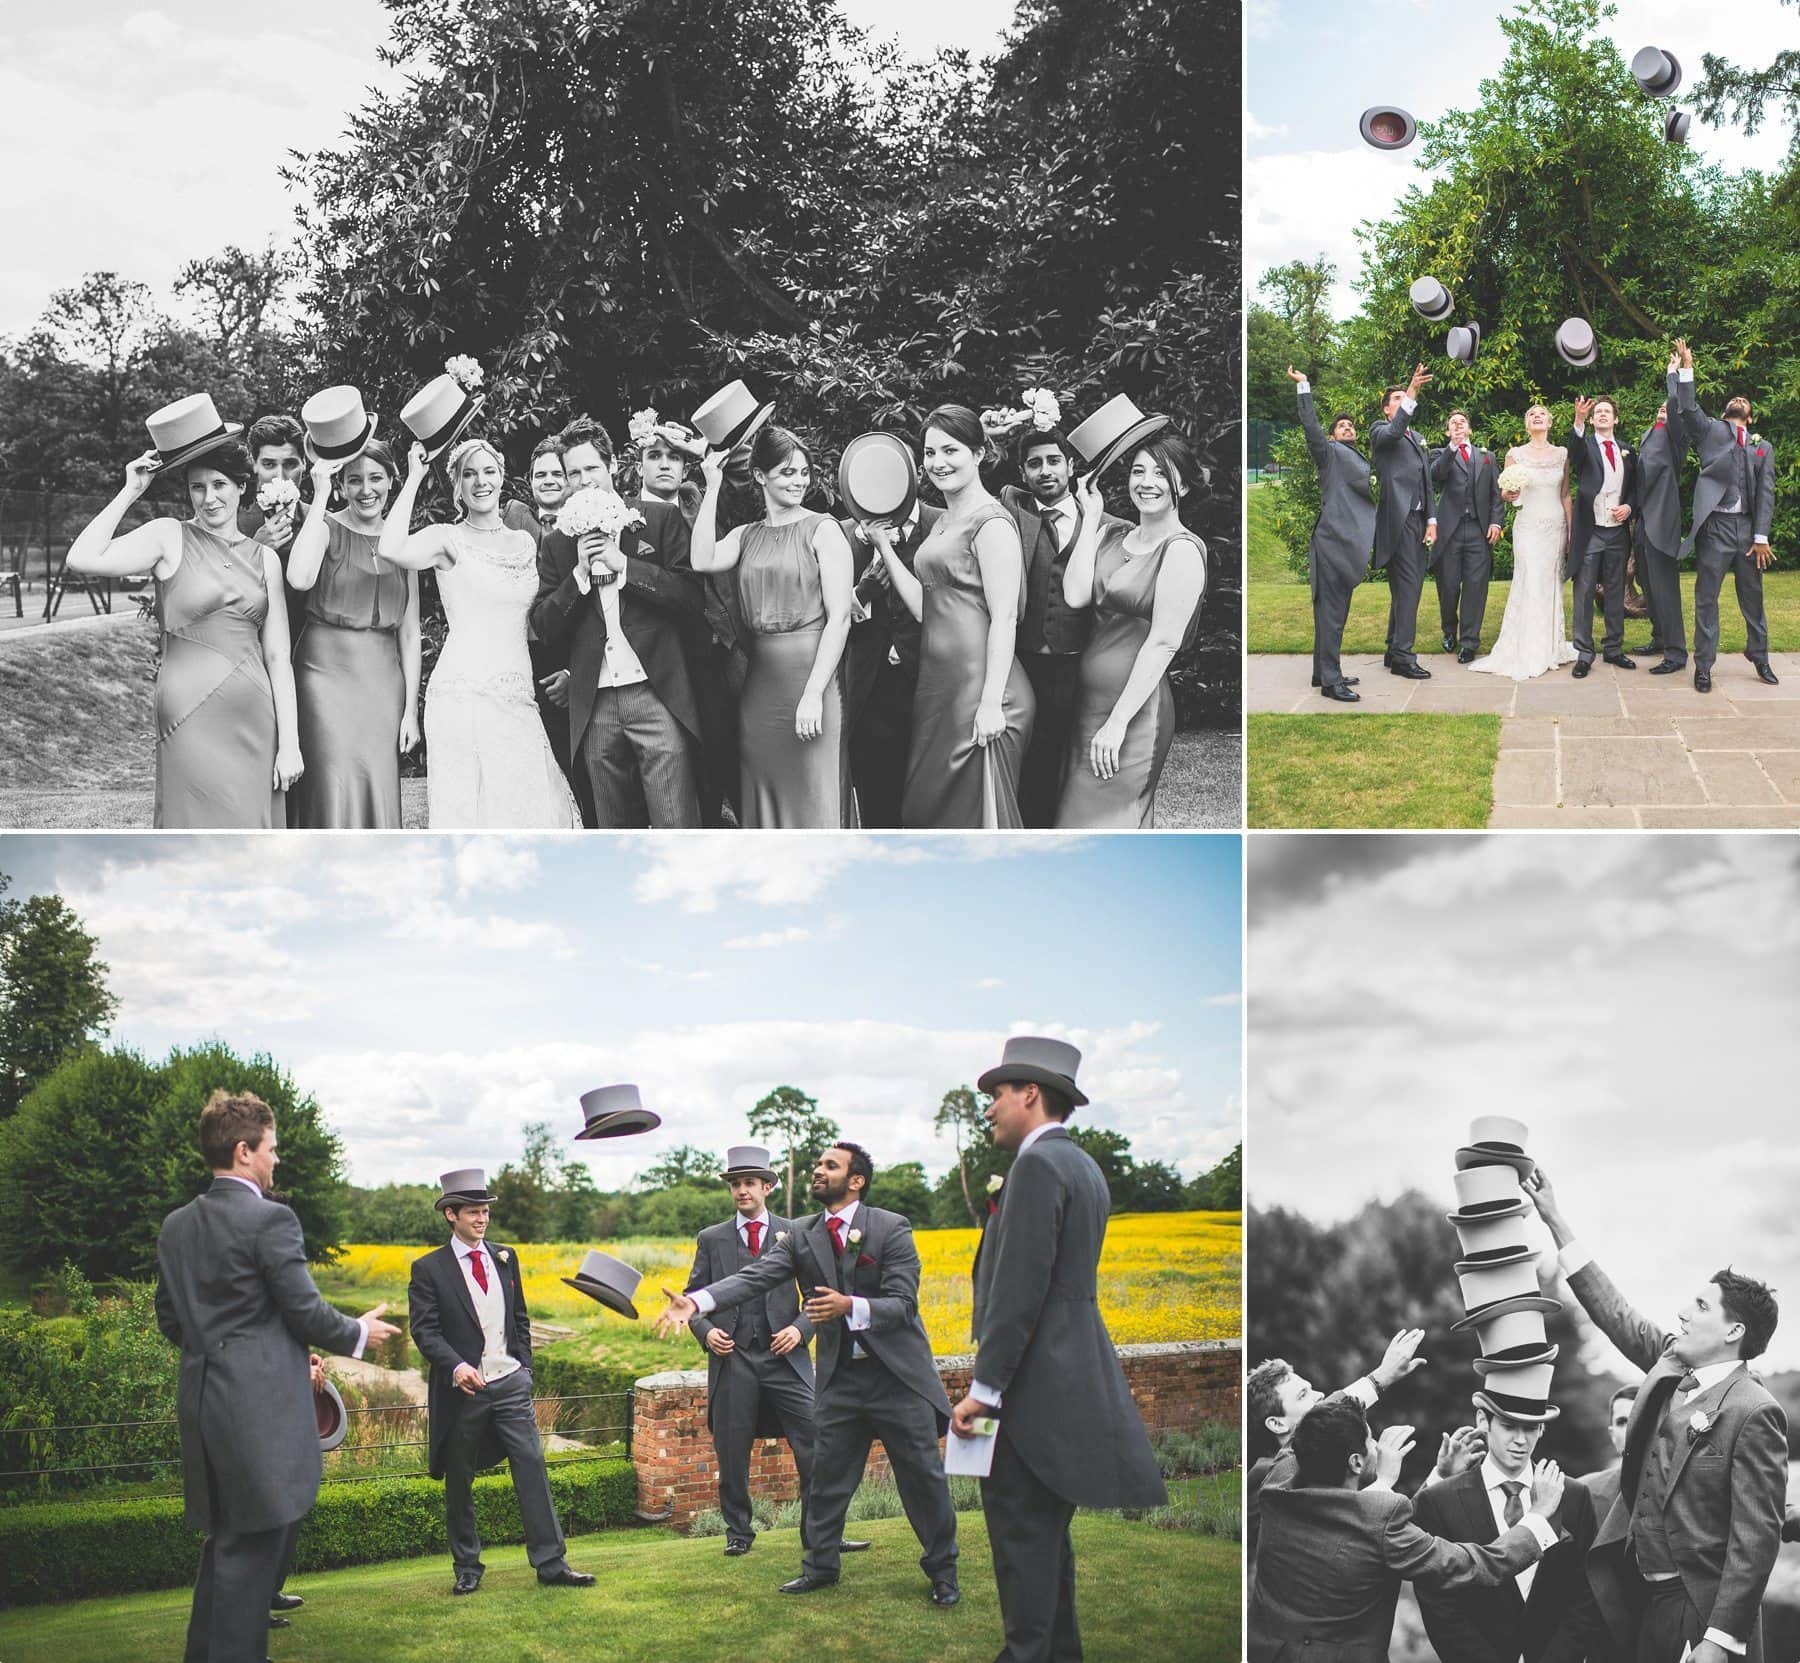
left=1247, top=651, right=1800, bottom=827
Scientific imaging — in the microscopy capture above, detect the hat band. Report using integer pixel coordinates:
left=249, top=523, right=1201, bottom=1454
left=1458, top=1196, right=1522, bottom=1215
left=310, top=420, right=374, bottom=461
left=417, top=393, right=477, bottom=452
left=159, top=421, right=230, bottom=461
left=1472, top=1140, right=1524, bottom=1153
left=1480, top=1387, right=1553, bottom=1417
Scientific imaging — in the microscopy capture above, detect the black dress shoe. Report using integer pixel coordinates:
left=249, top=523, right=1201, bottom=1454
left=779, top=1572, right=840, bottom=1594
left=1752, top=659, right=1780, bottom=685
left=1695, top=668, right=1713, bottom=693
left=1442, top=633, right=1456, bottom=654
left=1604, top=653, right=1637, bottom=670
left=538, top=1566, right=595, bottom=1587
left=1457, top=646, right=1476, bottom=664
left=1572, top=659, right=1592, bottom=679
left=271, top=1593, right=304, bottom=1612
left=838, top=1539, right=872, bottom=1553
left=724, top=1536, right=754, bottom=1556
left=1390, top=660, right=1431, bottom=679
left=452, top=1570, right=483, bottom=1596
left=1650, top=658, right=1684, bottom=675
left=268, top=1616, right=289, bottom=1629
left=930, top=1581, right=961, bottom=1607
left=1321, top=682, right=1360, bottom=703
left=1310, top=672, right=1360, bottom=687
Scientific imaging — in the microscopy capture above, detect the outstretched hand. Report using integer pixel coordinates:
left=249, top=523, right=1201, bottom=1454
left=1373, top=1327, right=1427, bottom=1392
left=1286, top=364, right=1307, bottom=384
left=1529, top=1457, right=1566, bottom=1519
left=1572, top=395, right=1593, bottom=425
left=652, top=1287, right=700, bottom=1338
left=1371, top=1424, right=1416, bottom=1490
left=1437, top=1424, right=1485, bottom=1479
left=360, top=1300, right=400, bottom=1343
left=1406, top=362, right=1433, bottom=399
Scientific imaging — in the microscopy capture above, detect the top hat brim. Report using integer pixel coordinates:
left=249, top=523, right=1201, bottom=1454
left=1359, top=109, right=1418, bottom=149
left=723, top=1164, right=780, bottom=1183
left=1445, top=1197, right=1530, bottom=1226
left=714, top=400, right=775, bottom=456
left=562, top=1276, right=640, bottom=1320
left=1453, top=1244, right=1539, bottom=1273
left=838, top=433, right=920, bottom=524
left=1084, top=414, right=1171, bottom=481
left=1454, top=1145, right=1536, bottom=1177
left=977, top=1061, right=1089, bottom=1107
left=573, top=1107, right=662, bottom=1142
left=435, top=1188, right=499, bottom=1211
left=156, top=422, right=247, bottom=474
left=1637, top=52, right=1682, bottom=97
left=1472, top=1344, right=1561, bottom=1373
left=417, top=394, right=486, bottom=462
left=315, top=1377, right=349, bottom=1451
left=1451, top=1293, right=1563, bottom=1332
left=305, top=412, right=379, bottom=467
left=1470, top=1388, right=1561, bottom=1424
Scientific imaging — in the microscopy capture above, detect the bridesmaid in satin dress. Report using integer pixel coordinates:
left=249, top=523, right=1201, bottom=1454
left=689, top=426, right=854, bottom=827
left=1055, top=430, right=1206, bottom=829
left=285, top=439, right=421, bottom=827
left=882, top=404, right=1034, bottom=828
left=65, top=436, right=300, bottom=827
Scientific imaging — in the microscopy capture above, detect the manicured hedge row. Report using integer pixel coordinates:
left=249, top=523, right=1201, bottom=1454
left=0, top=1457, right=636, bottom=1608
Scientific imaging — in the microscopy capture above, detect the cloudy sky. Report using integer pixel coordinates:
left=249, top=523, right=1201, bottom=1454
left=1, top=832, right=1241, bottom=1193
left=0, top=0, right=1020, bottom=339
left=1247, top=0, right=1797, bottom=316
left=1249, top=833, right=1800, bottom=1370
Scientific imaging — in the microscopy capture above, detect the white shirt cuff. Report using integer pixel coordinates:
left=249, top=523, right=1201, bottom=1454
left=1557, top=1242, right=1592, bottom=1277
left=1399, top=395, right=1417, bottom=415
left=1679, top=368, right=1695, bottom=382
left=972, top=1379, right=1003, bottom=1406
left=1344, top=1375, right=1380, bottom=1408
left=1572, top=422, right=1586, bottom=436
left=352, top=1318, right=369, bottom=1361
left=692, top=1289, right=717, bottom=1315
left=847, top=1296, right=870, bottom=1330
left=1522, top=1513, right=1557, bottom=1551
left=1296, top=380, right=1311, bottom=395
left=1705, top=1628, right=1746, bottom=1655
left=572, top=560, right=592, bottom=594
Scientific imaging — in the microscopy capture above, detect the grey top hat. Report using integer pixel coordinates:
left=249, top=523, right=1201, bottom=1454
left=1555, top=317, right=1598, bottom=368
left=838, top=431, right=919, bottom=524
left=1410, top=277, right=1454, bottom=322
left=1446, top=323, right=1482, bottom=364
left=1451, top=1291, right=1564, bottom=1331
left=1359, top=106, right=1417, bottom=150
left=145, top=393, right=246, bottom=473
left=574, top=1084, right=662, bottom=1141
left=1664, top=110, right=1691, bottom=146
left=1631, top=46, right=1682, bottom=98
left=1470, top=1386, right=1561, bottom=1424
left=562, top=1248, right=642, bottom=1320
left=315, top=1375, right=349, bottom=1452
left=435, top=1167, right=497, bottom=1210
left=977, top=1035, right=1089, bottom=1107
left=723, top=1144, right=778, bottom=1182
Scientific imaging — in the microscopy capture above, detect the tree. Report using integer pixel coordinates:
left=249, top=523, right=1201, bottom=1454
left=175, top=243, right=297, bottom=356
left=492, top=1119, right=571, bottom=1243
left=345, top=1182, right=442, bottom=1245
left=633, top=1181, right=731, bottom=1240
left=871, top=1160, right=935, bottom=1229
left=1247, top=257, right=1339, bottom=422
left=1069, top=1126, right=1136, bottom=1209
left=748, top=1086, right=840, bottom=1217
left=932, top=1085, right=993, bottom=1227
left=1694, top=5, right=1800, bottom=166
left=0, top=876, right=119, bottom=1120
left=1124, top=1158, right=1186, bottom=1212
left=1187, top=1142, right=1242, bottom=1211
left=636, top=1145, right=725, bottom=1192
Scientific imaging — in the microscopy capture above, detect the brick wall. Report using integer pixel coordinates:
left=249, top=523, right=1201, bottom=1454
left=631, top=1339, right=1240, bottom=1527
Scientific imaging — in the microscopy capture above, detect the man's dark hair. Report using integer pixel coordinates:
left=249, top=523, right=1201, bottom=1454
left=1014, top=427, right=1072, bottom=471
left=246, top=414, right=304, bottom=458
left=1329, top=413, right=1355, bottom=434
left=558, top=415, right=614, bottom=464
left=1293, top=1396, right=1369, bottom=1488
left=1714, top=1267, right=1779, bottom=1360
left=530, top=436, right=566, bottom=466
left=834, top=1141, right=874, bottom=1198
left=1382, top=385, right=1408, bottom=411
left=198, top=1088, right=275, bottom=1170
left=1246, top=1358, right=1294, bottom=1462
left=1591, top=396, right=1618, bottom=419
left=1446, top=408, right=1471, bottom=427
left=1038, top=1082, right=1074, bottom=1122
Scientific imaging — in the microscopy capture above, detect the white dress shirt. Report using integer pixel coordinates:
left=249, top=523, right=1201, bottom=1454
left=693, top=1199, right=871, bottom=1349
left=1481, top=1454, right=1543, bottom=1603
left=735, top=1208, right=773, bottom=1254
left=595, top=566, right=650, bottom=689
left=453, top=1234, right=521, bottom=1382
left=220, top=1173, right=370, bottom=1359
left=972, top=1120, right=1063, bottom=1406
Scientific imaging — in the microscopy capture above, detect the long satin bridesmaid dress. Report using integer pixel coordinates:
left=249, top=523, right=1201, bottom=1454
left=153, top=522, right=283, bottom=829
left=901, top=502, right=1035, bottom=828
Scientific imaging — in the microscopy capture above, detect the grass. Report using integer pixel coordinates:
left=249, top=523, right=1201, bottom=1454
left=1153, top=728, right=1242, bottom=828
left=0, top=1509, right=1243, bottom=1663
left=0, top=617, right=156, bottom=791
left=1247, top=713, right=1501, bottom=829
left=1246, top=483, right=1296, bottom=586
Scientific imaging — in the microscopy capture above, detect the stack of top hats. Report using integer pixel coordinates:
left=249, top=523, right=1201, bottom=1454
left=1446, top=1116, right=1562, bottom=1423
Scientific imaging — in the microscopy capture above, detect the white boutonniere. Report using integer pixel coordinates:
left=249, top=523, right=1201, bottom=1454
left=1688, top=1409, right=1712, bottom=1436
left=847, top=1229, right=863, bottom=1247
left=775, top=1231, right=788, bottom=1243
left=986, top=1174, right=1005, bottom=1196
left=495, top=1248, right=510, bottom=1263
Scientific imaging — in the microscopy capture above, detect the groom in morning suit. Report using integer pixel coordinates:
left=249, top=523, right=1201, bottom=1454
left=530, top=414, right=706, bottom=826
left=409, top=1169, right=594, bottom=1595
left=1370, top=362, right=1438, bottom=680
left=155, top=1090, right=397, bottom=1663
left=1635, top=363, right=1689, bottom=673
left=656, top=1143, right=961, bottom=1606
left=1673, top=340, right=1780, bottom=692
left=1429, top=410, right=1504, bottom=662
left=1288, top=366, right=1377, bottom=702
left=1564, top=395, right=1641, bottom=676
left=951, top=1037, right=1167, bottom=1663
left=1528, top=1169, right=1787, bottom=1663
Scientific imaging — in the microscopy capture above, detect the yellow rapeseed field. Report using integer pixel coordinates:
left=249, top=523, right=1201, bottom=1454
left=329, top=1210, right=1240, bottom=1356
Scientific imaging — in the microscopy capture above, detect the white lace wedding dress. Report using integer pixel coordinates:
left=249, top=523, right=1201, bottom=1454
left=424, top=525, right=580, bottom=828
left=1470, top=447, right=1576, bottom=681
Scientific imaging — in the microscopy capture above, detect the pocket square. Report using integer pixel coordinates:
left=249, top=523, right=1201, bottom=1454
left=857, top=1253, right=877, bottom=1267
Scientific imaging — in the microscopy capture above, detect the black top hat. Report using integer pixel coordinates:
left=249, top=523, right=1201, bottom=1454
left=434, top=1167, right=498, bottom=1210
left=574, top=1084, right=662, bottom=1141
left=1631, top=46, right=1682, bottom=98
left=315, top=1376, right=349, bottom=1451
left=978, top=1035, right=1089, bottom=1107
left=1359, top=106, right=1417, bottom=150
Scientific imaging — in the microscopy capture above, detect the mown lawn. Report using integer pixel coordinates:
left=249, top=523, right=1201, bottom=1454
left=1247, top=713, right=1500, bottom=829
left=0, top=1509, right=1242, bottom=1663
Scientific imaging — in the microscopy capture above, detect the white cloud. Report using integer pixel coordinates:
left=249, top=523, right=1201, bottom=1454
left=1245, top=112, right=1289, bottom=141
left=454, top=839, right=540, bottom=894
left=120, top=11, right=181, bottom=51
left=1202, top=992, right=1243, bottom=1007
left=723, top=926, right=813, bottom=951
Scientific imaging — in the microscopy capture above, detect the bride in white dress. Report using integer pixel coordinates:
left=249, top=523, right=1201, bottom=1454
left=1470, top=404, right=1577, bottom=681
left=379, top=438, right=580, bottom=827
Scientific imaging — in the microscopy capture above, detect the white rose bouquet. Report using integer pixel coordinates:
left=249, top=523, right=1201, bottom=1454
left=1495, top=464, right=1531, bottom=496
left=256, top=478, right=301, bottom=516
left=628, top=408, right=661, bottom=449
left=1020, top=386, right=1062, bottom=430
left=557, top=486, right=646, bottom=541
left=444, top=354, right=484, bottom=392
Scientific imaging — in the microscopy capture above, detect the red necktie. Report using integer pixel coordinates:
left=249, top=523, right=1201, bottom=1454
left=828, top=1216, right=845, bottom=1257
left=468, top=1247, right=488, bottom=1293
left=746, top=1220, right=763, bottom=1257
left=1604, top=441, right=1616, bottom=468
left=1460, top=444, right=1470, bottom=464
left=1738, top=429, right=1746, bottom=447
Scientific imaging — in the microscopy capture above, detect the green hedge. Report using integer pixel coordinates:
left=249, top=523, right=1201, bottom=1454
left=0, top=1457, right=636, bottom=1608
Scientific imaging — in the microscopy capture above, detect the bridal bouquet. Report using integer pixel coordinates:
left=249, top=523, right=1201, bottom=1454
left=444, top=354, right=484, bottom=391
left=256, top=478, right=300, bottom=515
left=1020, top=386, right=1061, bottom=430
left=557, top=486, right=645, bottom=541
left=1495, top=464, right=1531, bottom=496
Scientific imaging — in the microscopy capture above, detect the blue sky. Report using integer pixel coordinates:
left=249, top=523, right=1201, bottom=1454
left=0, top=0, right=1021, bottom=338
left=2, top=833, right=1242, bottom=1193
left=1248, top=0, right=1797, bottom=316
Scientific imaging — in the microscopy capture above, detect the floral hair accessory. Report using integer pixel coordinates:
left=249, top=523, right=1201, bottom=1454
left=557, top=486, right=646, bottom=540
left=444, top=355, right=484, bottom=392
left=628, top=408, right=660, bottom=449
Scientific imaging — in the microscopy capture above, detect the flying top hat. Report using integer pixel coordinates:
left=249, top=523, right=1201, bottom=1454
left=837, top=431, right=919, bottom=524
left=434, top=1167, right=498, bottom=1210
left=723, top=1144, right=779, bottom=1183
left=315, top=1375, right=349, bottom=1452
left=561, top=1248, right=642, bottom=1319
left=1555, top=318, right=1599, bottom=369
left=1446, top=323, right=1482, bottom=364
left=1359, top=106, right=1417, bottom=150
left=692, top=380, right=775, bottom=453
left=1471, top=1356, right=1562, bottom=1422
left=1454, top=1114, right=1536, bottom=1178
left=301, top=386, right=379, bottom=466
left=1447, top=1163, right=1528, bottom=1224
left=1631, top=46, right=1682, bottom=98
left=1664, top=110, right=1691, bottom=145
left=401, top=374, right=485, bottom=462
left=1472, top=1306, right=1558, bottom=1366
left=1450, top=1209, right=1536, bottom=1263
left=146, top=394, right=245, bottom=472
left=1409, top=277, right=1454, bottom=322
left=574, top=1084, right=662, bottom=1142
left=977, top=1035, right=1089, bottom=1107
left=1066, top=395, right=1170, bottom=480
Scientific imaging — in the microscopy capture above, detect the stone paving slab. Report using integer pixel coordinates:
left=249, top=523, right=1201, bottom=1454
left=1488, top=805, right=1640, bottom=828
left=1558, top=737, right=1705, bottom=809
